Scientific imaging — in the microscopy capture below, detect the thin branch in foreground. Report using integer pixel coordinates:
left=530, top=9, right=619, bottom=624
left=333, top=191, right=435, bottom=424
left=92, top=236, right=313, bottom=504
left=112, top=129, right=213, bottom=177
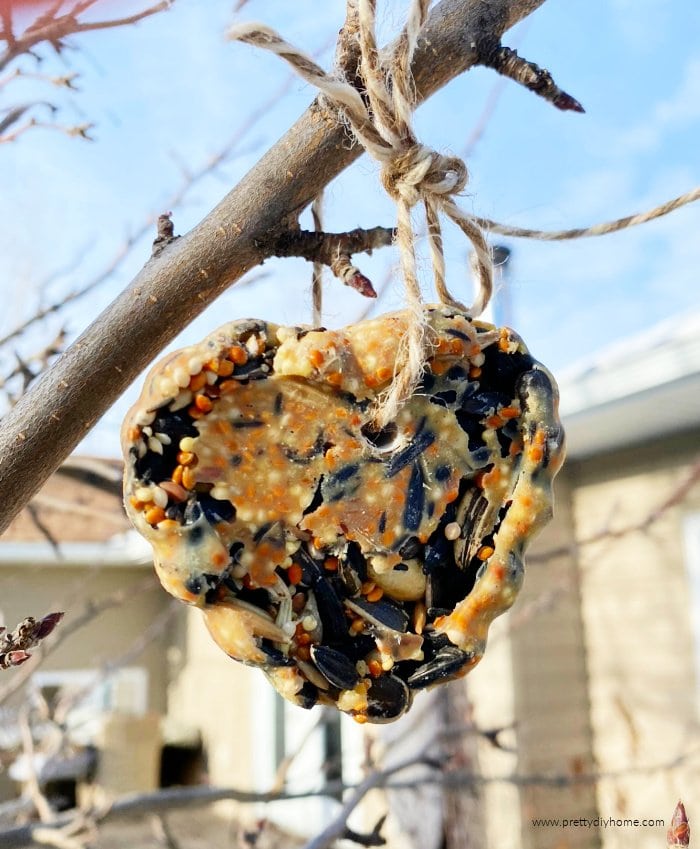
left=301, top=750, right=438, bottom=849
left=0, top=612, right=63, bottom=671
left=272, top=226, right=396, bottom=298
left=478, top=42, right=584, bottom=112
left=0, top=579, right=155, bottom=706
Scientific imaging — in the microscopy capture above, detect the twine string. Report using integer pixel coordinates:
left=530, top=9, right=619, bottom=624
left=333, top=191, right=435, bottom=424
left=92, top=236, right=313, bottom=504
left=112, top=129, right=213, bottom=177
left=310, top=192, right=324, bottom=325
left=477, top=185, right=700, bottom=241
left=229, top=0, right=494, bottom=427
left=230, top=7, right=700, bottom=427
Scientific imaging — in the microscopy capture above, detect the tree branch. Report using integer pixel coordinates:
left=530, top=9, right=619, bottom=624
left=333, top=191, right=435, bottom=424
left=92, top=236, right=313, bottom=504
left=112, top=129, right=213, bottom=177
left=477, top=41, right=584, bottom=112
left=0, top=1, right=172, bottom=73
left=0, top=746, right=693, bottom=849
left=0, top=613, right=63, bottom=671
left=0, top=0, right=547, bottom=535
left=272, top=226, right=396, bottom=298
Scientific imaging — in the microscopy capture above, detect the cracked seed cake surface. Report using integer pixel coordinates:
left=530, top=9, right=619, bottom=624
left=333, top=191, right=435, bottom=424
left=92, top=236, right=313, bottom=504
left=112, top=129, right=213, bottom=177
left=122, top=306, right=565, bottom=723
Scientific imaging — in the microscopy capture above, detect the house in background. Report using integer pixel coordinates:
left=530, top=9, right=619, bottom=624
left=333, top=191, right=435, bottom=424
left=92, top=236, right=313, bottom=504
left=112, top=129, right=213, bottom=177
left=0, top=458, right=349, bottom=832
left=469, top=309, right=700, bottom=849
left=0, top=312, right=698, bottom=849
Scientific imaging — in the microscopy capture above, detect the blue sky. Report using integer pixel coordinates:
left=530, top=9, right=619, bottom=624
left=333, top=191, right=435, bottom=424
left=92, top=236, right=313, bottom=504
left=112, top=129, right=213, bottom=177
left=1, top=0, right=698, bottom=456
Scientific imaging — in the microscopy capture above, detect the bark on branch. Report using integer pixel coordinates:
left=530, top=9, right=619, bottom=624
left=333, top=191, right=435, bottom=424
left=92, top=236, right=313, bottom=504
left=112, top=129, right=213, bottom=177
left=272, top=225, right=396, bottom=298
left=0, top=0, right=546, bottom=534
left=477, top=41, right=584, bottom=112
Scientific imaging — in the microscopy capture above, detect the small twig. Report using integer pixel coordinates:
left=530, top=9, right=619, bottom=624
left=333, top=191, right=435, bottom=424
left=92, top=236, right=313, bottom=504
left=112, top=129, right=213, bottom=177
left=0, top=613, right=63, bottom=671
left=0, top=118, right=93, bottom=145
left=0, top=69, right=79, bottom=90
left=0, top=103, right=54, bottom=135
left=343, top=815, right=387, bottom=848
left=0, top=1, right=172, bottom=73
left=530, top=457, right=700, bottom=567
left=301, top=750, right=439, bottom=849
left=0, top=580, right=153, bottom=705
left=18, top=707, right=55, bottom=824
left=273, top=226, right=395, bottom=298
left=478, top=42, right=584, bottom=112
left=26, top=503, right=61, bottom=554
left=151, top=212, right=179, bottom=256
left=335, top=1, right=362, bottom=90
left=150, top=814, right=182, bottom=849
left=0, top=330, right=66, bottom=397
left=29, top=492, right=128, bottom=528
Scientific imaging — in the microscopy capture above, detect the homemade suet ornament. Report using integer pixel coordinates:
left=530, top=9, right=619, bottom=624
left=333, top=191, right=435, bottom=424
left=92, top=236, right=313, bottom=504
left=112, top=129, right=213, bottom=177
left=122, top=306, right=564, bottom=723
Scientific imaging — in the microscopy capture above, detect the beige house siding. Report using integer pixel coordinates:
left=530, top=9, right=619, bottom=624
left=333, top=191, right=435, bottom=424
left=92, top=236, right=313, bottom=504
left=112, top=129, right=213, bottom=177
left=510, top=471, right=599, bottom=849
left=166, top=606, right=259, bottom=789
left=573, top=430, right=700, bottom=849
left=0, top=563, right=170, bottom=715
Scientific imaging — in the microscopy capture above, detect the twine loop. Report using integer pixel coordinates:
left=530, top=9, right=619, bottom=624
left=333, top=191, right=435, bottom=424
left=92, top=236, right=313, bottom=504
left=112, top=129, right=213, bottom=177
left=229, top=1, right=494, bottom=428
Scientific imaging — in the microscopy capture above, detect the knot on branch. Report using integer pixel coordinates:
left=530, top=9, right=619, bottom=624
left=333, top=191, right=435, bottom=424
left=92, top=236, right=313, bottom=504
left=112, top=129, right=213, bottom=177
left=381, top=144, right=467, bottom=207
left=229, top=2, right=494, bottom=427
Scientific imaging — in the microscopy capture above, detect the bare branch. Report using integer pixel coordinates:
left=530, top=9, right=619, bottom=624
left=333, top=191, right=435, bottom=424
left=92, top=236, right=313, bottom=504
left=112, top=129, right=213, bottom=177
left=0, top=117, right=93, bottom=145
left=0, top=329, right=66, bottom=400
left=17, top=707, right=55, bottom=823
left=0, top=579, right=154, bottom=706
left=0, top=0, right=547, bottom=533
left=0, top=70, right=300, bottom=350
left=530, top=457, right=700, bottom=567
left=301, top=749, right=438, bottom=849
left=0, top=612, right=63, bottom=671
left=272, top=226, right=395, bottom=298
left=0, top=743, right=695, bottom=849
left=342, top=815, right=387, bottom=848
left=26, top=502, right=61, bottom=553
left=0, top=1, right=173, bottom=73
left=478, top=42, right=584, bottom=112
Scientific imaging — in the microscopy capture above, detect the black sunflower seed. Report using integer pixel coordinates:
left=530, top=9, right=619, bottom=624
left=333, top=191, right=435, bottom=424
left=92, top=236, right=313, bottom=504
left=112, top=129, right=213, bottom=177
left=407, top=647, right=473, bottom=690
left=310, top=645, right=360, bottom=690
left=364, top=675, right=411, bottom=721
left=347, top=597, right=409, bottom=633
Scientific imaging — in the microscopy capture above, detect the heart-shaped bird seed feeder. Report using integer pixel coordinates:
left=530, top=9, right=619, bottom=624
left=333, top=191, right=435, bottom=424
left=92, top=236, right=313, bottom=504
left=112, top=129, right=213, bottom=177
left=122, top=306, right=564, bottom=722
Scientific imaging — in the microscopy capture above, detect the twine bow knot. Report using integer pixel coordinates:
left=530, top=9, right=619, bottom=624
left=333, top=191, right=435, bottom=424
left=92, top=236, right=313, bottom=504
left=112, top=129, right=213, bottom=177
left=230, top=0, right=494, bottom=427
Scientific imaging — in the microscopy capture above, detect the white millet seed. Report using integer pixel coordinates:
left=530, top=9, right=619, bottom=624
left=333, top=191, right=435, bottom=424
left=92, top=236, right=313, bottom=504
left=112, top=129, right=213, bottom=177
left=444, top=522, right=461, bottom=541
